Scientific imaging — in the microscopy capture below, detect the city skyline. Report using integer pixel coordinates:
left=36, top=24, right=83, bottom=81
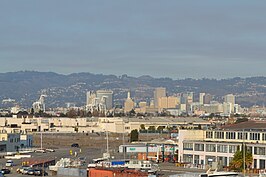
left=1, top=1, right=266, bottom=79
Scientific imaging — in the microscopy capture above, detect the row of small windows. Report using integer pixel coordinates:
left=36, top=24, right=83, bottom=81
left=206, top=131, right=264, bottom=141
left=183, top=143, right=238, bottom=153
left=183, top=143, right=266, bottom=155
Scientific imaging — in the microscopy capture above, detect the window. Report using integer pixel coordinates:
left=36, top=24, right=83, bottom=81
left=217, top=145, right=228, bottom=153
left=229, top=145, right=238, bottom=153
left=206, top=131, right=213, bottom=139
left=260, top=159, right=265, bottom=169
left=183, top=154, right=193, bottom=163
left=195, top=143, right=204, bottom=151
left=254, top=147, right=265, bottom=155
left=262, top=133, right=266, bottom=141
left=183, top=143, right=193, bottom=150
left=226, top=132, right=236, bottom=139
left=206, top=144, right=216, bottom=152
left=254, top=159, right=257, bottom=169
left=214, top=131, right=224, bottom=139
left=206, top=156, right=216, bottom=165
left=250, top=133, right=260, bottom=141
left=238, top=132, right=248, bottom=140
left=194, top=155, right=200, bottom=165
left=217, top=156, right=228, bottom=166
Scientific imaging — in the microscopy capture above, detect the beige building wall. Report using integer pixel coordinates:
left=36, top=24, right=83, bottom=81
left=168, top=96, right=179, bottom=108
left=158, top=97, right=168, bottom=109
left=178, top=130, right=205, bottom=162
left=124, top=99, right=134, bottom=113
left=154, top=87, right=166, bottom=108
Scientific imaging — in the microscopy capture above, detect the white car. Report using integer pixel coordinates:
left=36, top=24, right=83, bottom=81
left=5, top=160, right=14, bottom=167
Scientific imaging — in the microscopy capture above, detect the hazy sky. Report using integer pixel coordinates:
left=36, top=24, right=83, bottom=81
left=0, top=1, right=266, bottom=79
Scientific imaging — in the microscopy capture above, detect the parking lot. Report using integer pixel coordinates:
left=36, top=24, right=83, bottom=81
left=0, top=146, right=113, bottom=176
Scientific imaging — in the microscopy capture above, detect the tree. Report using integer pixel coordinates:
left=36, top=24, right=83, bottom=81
left=157, top=126, right=165, bottom=131
left=140, top=124, right=146, bottom=130
left=229, top=145, right=253, bottom=172
left=130, top=129, right=139, bottom=142
left=148, top=126, right=156, bottom=131
left=66, top=109, right=77, bottom=118
left=235, top=118, right=249, bottom=124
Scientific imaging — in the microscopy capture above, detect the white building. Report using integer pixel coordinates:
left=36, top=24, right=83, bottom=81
left=179, top=121, right=266, bottom=169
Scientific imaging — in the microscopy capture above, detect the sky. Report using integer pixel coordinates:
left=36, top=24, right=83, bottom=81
left=0, top=0, right=266, bottom=79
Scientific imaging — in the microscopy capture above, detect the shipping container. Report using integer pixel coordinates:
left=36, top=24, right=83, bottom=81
left=111, top=160, right=125, bottom=166
left=88, top=168, right=149, bottom=177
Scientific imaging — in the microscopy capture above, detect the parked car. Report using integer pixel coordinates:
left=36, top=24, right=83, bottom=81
left=0, top=169, right=10, bottom=174
left=71, top=143, right=79, bottom=148
left=5, top=160, right=14, bottom=167
left=34, top=169, right=48, bottom=176
left=45, top=148, right=55, bottom=152
left=17, top=166, right=31, bottom=174
left=34, top=149, right=46, bottom=153
left=27, top=169, right=35, bottom=175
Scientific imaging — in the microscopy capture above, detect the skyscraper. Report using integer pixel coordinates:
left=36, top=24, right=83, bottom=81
left=154, top=87, right=166, bottom=108
left=224, top=94, right=235, bottom=105
left=203, top=94, right=212, bottom=104
left=199, top=93, right=205, bottom=105
left=124, top=91, right=134, bottom=113
left=96, top=90, right=113, bottom=110
left=224, top=94, right=235, bottom=113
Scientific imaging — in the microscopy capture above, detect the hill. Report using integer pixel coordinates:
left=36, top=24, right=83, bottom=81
left=0, top=71, right=265, bottom=108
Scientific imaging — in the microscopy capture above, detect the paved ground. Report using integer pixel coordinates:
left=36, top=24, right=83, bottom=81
left=0, top=146, right=118, bottom=177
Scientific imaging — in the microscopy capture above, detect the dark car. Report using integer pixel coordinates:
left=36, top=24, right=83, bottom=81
left=1, top=168, right=10, bottom=174
left=71, top=143, right=79, bottom=148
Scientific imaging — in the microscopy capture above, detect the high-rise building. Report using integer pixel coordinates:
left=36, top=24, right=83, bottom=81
left=199, top=93, right=205, bottom=105
left=224, top=94, right=235, bottom=105
left=124, top=92, right=134, bottom=113
left=86, top=91, right=97, bottom=106
left=203, top=94, right=212, bottom=104
left=138, top=101, right=147, bottom=113
left=181, top=92, right=194, bottom=104
left=96, top=90, right=113, bottom=110
left=187, top=92, right=194, bottom=104
left=167, top=96, right=179, bottom=108
left=224, top=94, right=235, bottom=113
left=158, top=96, right=179, bottom=109
left=154, top=87, right=166, bottom=108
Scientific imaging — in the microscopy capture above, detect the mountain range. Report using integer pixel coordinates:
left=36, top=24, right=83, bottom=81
left=0, top=71, right=265, bottom=108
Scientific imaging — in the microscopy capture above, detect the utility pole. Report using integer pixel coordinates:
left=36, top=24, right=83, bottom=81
left=122, top=121, right=125, bottom=160
left=41, top=132, right=43, bottom=150
left=243, top=129, right=246, bottom=177
left=106, top=130, right=109, bottom=154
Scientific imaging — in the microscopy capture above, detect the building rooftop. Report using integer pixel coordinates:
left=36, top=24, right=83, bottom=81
left=220, top=120, right=266, bottom=131
left=123, top=117, right=210, bottom=124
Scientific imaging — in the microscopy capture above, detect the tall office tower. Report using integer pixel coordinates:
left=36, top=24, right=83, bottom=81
left=187, top=92, right=194, bottom=104
left=149, top=100, right=155, bottom=108
left=158, top=97, right=168, bottom=109
left=203, top=94, right=213, bottom=104
left=86, top=91, right=97, bottom=106
left=124, top=91, right=134, bottom=113
left=154, top=87, right=166, bottom=108
left=180, top=92, right=193, bottom=104
left=167, top=96, right=179, bottom=108
left=224, top=94, right=235, bottom=113
left=138, top=101, right=147, bottom=113
left=224, top=94, right=235, bottom=105
left=96, top=90, right=113, bottom=110
left=199, top=93, right=205, bottom=105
